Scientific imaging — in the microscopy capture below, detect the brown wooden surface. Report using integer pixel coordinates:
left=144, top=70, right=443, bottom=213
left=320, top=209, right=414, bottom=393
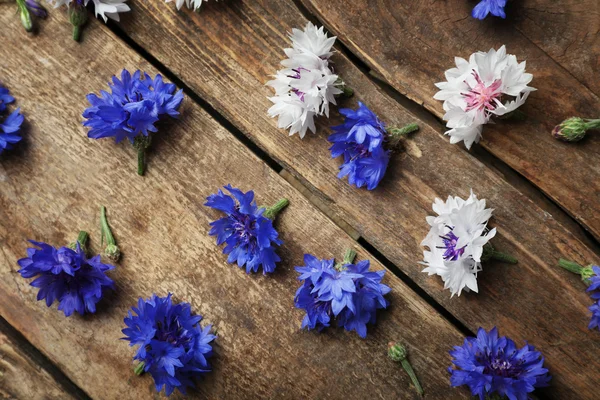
left=0, top=0, right=599, bottom=399
left=0, top=331, right=75, bottom=400
left=0, top=7, right=465, bottom=400
left=115, top=1, right=600, bottom=398
left=298, top=0, right=600, bottom=242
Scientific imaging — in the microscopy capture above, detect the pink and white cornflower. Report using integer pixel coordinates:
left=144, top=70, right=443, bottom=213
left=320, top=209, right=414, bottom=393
left=421, top=191, right=499, bottom=297
left=45, top=0, right=129, bottom=22
left=267, top=22, right=343, bottom=138
left=166, top=0, right=210, bottom=11
left=434, top=45, right=535, bottom=149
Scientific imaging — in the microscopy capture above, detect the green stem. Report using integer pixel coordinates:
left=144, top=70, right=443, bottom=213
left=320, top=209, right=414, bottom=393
left=335, top=248, right=357, bottom=271
left=72, top=25, right=81, bottom=41
left=137, top=147, right=145, bottom=176
left=262, top=198, right=289, bottom=220
left=584, top=119, right=600, bottom=130
left=134, top=362, right=145, bottom=376
left=68, top=231, right=89, bottom=252
left=100, top=206, right=116, bottom=246
left=482, top=243, right=517, bottom=264
left=387, top=123, right=420, bottom=138
left=489, top=251, right=518, bottom=264
left=401, top=359, right=424, bottom=397
left=16, top=0, right=32, bottom=32
left=558, top=259, right=583, bottom=275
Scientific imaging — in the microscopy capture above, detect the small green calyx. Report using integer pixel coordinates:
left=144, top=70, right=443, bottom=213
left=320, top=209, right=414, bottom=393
left=100, top=206, right=121, bottom=262
left=335, top=77, right=354, bottom=98
left=262, top=198, right=289, bottom=220
left=133, top=361, right=145, bottom=376
left=16, top=0, right=33, bottom=32
left=334, top=248, right=357, bottom=271
left=68, top=231, right=89, bottom=253
left=69, top=5, right=88, bottom=42
left=387, top=342, right=407, bottom=362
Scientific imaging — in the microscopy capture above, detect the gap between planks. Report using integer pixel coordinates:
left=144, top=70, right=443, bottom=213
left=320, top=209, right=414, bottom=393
left=0, top=316, right=92, bottom=400
left=105, top=19, right=480, bottom=341
left=290, top=0, right=600, bottom=257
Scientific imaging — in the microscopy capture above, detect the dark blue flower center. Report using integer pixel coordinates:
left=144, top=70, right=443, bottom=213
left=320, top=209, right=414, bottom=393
left=437, top=228, right=466, bottom=261
left=481, top=354, right=523, bottom=378
left=231, top=209, right=258, bottom=250
left=155, top=319, right=192, bottom=347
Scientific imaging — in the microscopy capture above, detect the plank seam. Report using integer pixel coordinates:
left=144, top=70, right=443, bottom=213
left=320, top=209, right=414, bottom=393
left=0, top=316, right=93, bottom=400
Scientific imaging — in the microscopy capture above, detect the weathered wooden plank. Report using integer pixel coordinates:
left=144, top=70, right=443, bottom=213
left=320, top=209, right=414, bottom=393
left=512, top=0, right=600, bottom=96
left=298, top=0, right=600, bottom=242
left=0, top=8, right=465, bottom=399
left=0, top=330, right=78, bottom=400
left=115, top=0, right=600, bottom=397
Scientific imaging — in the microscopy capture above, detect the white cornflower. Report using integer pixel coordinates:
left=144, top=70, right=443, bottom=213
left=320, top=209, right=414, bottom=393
left=283, top=22, right=336, bottom=61
left=421, top=191, right=500, bottom=297
left=267, top=22, right=344, bottom=138
left=434, top=45, right=535, bottom=149
left=166, top=0, right=210, bottom=11
left=46, top=0, right=130, bottom=22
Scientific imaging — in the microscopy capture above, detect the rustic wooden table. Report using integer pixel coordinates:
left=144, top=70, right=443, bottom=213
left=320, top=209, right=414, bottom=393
left=1, top=1, right=599, bottom=399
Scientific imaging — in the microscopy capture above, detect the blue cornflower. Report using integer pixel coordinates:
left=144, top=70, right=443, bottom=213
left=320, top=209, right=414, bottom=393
left=83, top=70, right=183, bottom=175
left=122, top=294, right=216, bottom=396
left=0, top=85, right=23, bottom=155
left=205, top=185, right=288, bottom=274
left=585, top=265, right=600, bottom=300
left=449, top=327, right=551, bottom=400
left=294, top=249, right=390, bottom=338
left=0, top=86, right=15, bottom=112
left=17, top=234, right=115, bottom=317
left=589, top=300, right=600, bottom=330
left=472, top=0, right=507, bottom=20
left=329, top=102, right=418, bottom=190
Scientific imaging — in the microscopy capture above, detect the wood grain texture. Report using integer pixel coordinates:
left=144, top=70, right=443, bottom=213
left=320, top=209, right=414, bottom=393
left=114, top=1, right=600, bottom=397
left=510, top=0, right=600, bottom=96
left=0, top=331, right=76, bottom=400
left=0, top=8, right=466, bottom=400
left=298, top=0, right=600, bottom=242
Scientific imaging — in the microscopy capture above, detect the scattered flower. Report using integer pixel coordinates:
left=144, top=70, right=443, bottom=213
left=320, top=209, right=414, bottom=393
left=552, top=117, right=600, bottom=142
left=449, top=327, right=551, bottom=399
left=589, top=300, right=600, bottom=330
left=421, top=191, right=516, bottom=297
left=557, top=259, right=600, bottom=330
left=45, top=0, right=130, bottom=41
left=472, top=0, right=507, bottom=20
left=294, top=249, right=390, bottom=338
left=100, top=206, right=120, bottom=262
left=328, top=102, right=419, bottom=190
left=166, top=0, right=211, bottom=11
left=205, top=185, right=288, bottom=274
left=17, top=232, right=115, bottom=316
left=0, top=85, right=24, bottom=155
left=83, top=69, right=183, bottom=175
left=122, top=294, right=215, bottom=396
left=388, top=342, right=424, bottom=397
left=434, top=45, right=535, bottom=149
left=267, top=22, right=352, bottom=138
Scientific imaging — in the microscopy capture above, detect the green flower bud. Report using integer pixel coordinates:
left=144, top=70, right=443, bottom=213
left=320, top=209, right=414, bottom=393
left=69, top=5, right=88, bottom=42
left=16, top=0, right=33, bottom=32
left=552, top=117, right=588, bottom=142
left=387, top=342, right=407, bottom=362
left=104, top=244, right=121, bottom=263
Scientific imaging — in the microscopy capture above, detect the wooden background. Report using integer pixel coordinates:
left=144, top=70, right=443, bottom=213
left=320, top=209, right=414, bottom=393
left=1, top=0, right=599, bottom=399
